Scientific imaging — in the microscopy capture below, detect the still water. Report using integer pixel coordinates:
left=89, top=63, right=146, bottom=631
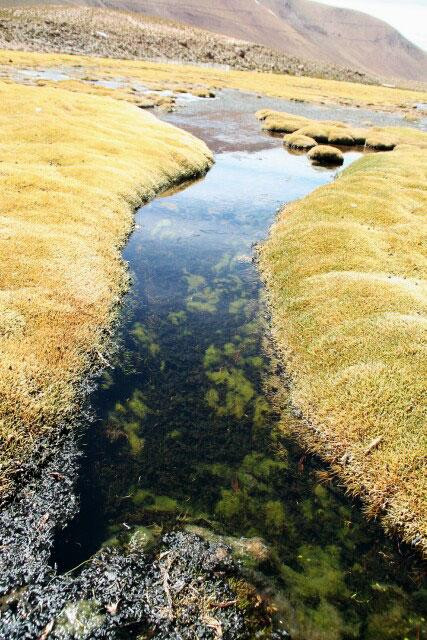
left=61, top=146, right=426, bottom=639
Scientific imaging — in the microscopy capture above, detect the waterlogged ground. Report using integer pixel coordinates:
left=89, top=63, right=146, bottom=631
left=55, top=131, right=427, bottom=640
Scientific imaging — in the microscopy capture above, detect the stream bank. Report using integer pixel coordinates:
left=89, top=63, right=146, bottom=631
left=1, top=91, right=426, bottom=639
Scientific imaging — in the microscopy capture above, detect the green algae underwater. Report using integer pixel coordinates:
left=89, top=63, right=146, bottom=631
left=57, top=147, right=426, bottom=639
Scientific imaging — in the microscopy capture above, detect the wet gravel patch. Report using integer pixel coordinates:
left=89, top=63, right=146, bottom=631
left=0, top=431, right=79, bottom=596
left=0, top=531, right=272, bottom=639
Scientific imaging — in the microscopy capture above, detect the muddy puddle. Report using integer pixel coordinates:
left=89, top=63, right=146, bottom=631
left=1, top=91, right=426, bottom=639
left=53, top=101, right=426, bottom=640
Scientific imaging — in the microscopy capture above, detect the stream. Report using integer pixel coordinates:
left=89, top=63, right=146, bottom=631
left=52, top=93, right=426, bottom=640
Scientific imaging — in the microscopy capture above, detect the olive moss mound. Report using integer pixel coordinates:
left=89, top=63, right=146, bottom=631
left=307, top=145, right=344, bottom=165
left=256, top=109, right=310, bottom=133
left=0, top=80, right=213, bottom=501
left=284, top=133, right=318, bottom=150
left=258, top=138, right=427, bottom=555
left=257, top=110, right=427, bottom=153
left=365, top=132, right=397, bottom=150
left=327, top=130, right=355, bottom=146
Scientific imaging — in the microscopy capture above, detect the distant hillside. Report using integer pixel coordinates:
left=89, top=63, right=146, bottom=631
left=2, top=0, right=423, bottom=82
left=0, top=6, right=376, bottom=84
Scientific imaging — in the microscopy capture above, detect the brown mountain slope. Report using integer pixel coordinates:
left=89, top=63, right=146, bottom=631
left=0, top=6, right=375, bottom=83
left=1, top=0, right=425, bottom=81
left=0, top=0, right=427, bottom=82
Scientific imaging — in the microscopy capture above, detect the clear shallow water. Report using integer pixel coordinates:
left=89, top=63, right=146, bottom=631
left=59, top=146, right=426, bottom=639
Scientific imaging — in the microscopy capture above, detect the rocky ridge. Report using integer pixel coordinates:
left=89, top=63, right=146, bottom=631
left=0, top=6, right=375, bottom=84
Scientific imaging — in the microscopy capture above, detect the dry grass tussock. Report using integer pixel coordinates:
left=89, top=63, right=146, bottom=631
left=0, top=80, right=213, bottom=498
left=0, top=49, right=426, bottom=113
left=258, top=138, right=427, bottom=554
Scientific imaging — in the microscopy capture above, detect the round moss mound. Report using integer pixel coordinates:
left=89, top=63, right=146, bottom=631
left=256, top=109, right=310, bottom=133
left=284, top=133, right=318, bottom=150
left=191, top=88, right=216, bottom=98
left=307, top=145, right=344, bottom=165
left=296, top=124, right=330, bottom=143
left=328, top=129, right=355, bottom=146
left=347, top=127, right=369, bottom=145
left=365, top=134, right=397, bottom=151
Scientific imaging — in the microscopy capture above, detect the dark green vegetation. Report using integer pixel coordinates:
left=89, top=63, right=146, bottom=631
left=59, top=149, right=426, bottom=640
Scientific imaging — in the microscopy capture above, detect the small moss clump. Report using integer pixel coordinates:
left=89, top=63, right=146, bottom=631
left=207, top=368, right=255, bottom=419
left=203, top=344, right=222, bottom=368
left=191, top=87, right=215, bottom=98
left=106, top=390, right=151, bottom=456
left=284, top=132, right=318, bottom=150
left=307, top=145, right=344, bottom=165
left=168, top=310, right=187, bottom=326
left=54, top=600, right=105, bottom=639
left=256, top=109, right=309, bottom=133
left=185, top=275, right=221, bottom=313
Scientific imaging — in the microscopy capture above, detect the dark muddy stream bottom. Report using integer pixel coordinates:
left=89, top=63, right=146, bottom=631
left=55, top=127, right=426, bottom=640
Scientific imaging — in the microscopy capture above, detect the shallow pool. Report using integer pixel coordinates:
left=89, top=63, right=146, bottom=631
left=56, top=140, right=426, bottom=639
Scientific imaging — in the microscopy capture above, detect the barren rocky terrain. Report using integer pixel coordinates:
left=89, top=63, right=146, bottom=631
left=0, top=6, right=379, bottom=84
left=1, top=0, right=426, bottom=82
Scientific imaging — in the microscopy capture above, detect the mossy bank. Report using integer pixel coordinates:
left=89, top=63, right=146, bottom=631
left=1, top=48, right=427, bottom=113
left=258, top=130, right=427, bottom=554
left=0, top=80, right=213, bottom=500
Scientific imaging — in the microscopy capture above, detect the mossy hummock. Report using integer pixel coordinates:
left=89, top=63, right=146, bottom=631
left=259, top=137, right=427, bottom=554
left=0, top=80, right=213, bottom=499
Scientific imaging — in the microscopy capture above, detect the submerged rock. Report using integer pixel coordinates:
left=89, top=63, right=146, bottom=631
left=185, top=526, right=270, bottom=569
left=53, top=600, right=106, bottom=639
left=128, top=525, right=158, bottom=552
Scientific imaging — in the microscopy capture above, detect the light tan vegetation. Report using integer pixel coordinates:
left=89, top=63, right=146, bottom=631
left=259, top=137, right=427, bottom=554
left=191, top=88, right=215, bottom=98
left=307, top=145, right=343, bottom=165
left=283, top=133, right=317, bottom=151
left=258, top=109, right=427, bottom=152
left=35, top=77, right=182, bottom=111
left=1, top=49, right=426, bottom=113
left=0, top=80, right=212, bottom=498
left=36, top=77, right=157, bottom=107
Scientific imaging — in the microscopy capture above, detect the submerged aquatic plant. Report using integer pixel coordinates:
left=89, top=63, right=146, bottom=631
left=68, top=139, right=426, bottom=640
